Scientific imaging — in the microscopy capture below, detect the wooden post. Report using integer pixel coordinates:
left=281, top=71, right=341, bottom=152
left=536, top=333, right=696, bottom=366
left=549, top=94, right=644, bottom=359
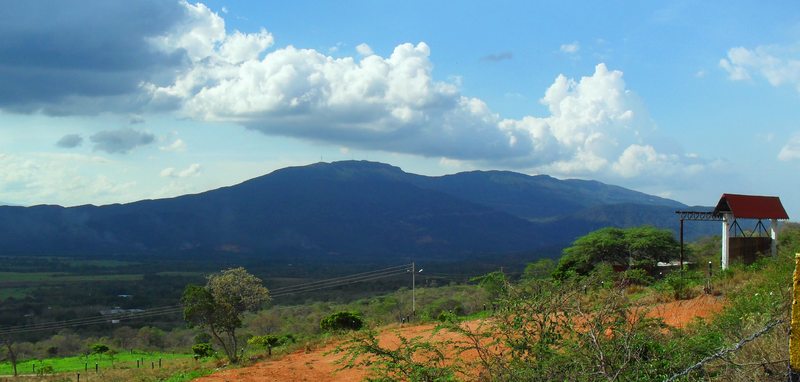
left=790, top=253, right=800, bottom=379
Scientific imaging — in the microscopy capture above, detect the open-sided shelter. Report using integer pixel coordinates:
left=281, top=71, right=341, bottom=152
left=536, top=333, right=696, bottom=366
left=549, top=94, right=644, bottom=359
left=677, top=194, right=789, bottom=270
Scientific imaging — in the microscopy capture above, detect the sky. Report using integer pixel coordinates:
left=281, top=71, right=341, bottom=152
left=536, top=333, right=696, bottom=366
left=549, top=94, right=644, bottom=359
left=2, top=1, right=800, bottom=218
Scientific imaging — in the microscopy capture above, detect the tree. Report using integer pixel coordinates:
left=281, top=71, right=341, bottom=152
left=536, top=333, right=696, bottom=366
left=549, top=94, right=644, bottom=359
left=320, top=311, right=364, bottom=332
left=553, top=226, right=679, bottom=278
left=91, top=343, right=109, bottom=355
left=248, top=334, right=280, bottom=356
left=1, top=337, right=20, bottom=377
left=182, top=267, right=270, bottom=363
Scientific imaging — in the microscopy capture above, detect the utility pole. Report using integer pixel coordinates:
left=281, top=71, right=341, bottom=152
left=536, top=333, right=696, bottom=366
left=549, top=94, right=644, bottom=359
left=412, top=262, right=416, bottom=318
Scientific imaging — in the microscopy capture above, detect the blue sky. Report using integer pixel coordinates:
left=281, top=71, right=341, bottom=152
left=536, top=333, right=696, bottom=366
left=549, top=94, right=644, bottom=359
left=2, top=1, right=800, bottom=218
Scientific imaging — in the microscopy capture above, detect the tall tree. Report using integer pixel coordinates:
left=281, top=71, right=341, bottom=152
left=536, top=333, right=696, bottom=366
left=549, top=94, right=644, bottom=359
left=182, top=267, right=270, bottom=363
left=553, top=226, right=679, bottom=278
left=1, top=337, right=19, bottom=377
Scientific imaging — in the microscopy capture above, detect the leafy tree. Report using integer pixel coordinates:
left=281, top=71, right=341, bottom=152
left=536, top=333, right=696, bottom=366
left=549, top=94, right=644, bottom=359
left=248, top=334, right=280, bottom=355
left=182, top=267, right=270, bottom=363
left=1, top=337, right=20, bottom=377
left=522, top=258, right=556, bottom=280
left=45, top=345, right=58, bottom=357
left=91, top=343, right=109, bottom=355
left=471, top=270, right=508, bottom=302
left=553, top=226, right=679, bottom=278
left=320, top=311, right=364, bottom=332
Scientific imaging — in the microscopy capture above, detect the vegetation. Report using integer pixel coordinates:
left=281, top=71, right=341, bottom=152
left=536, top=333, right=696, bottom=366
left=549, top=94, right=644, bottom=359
left=552, top=225, right=679, bottom=278
left=331, top=224, right=800, bottom=381
left=320, top=311, right=364, bottom=333
left=3, top=223, right=800, bottom=380
left=182, top=267, right=270, bottom=363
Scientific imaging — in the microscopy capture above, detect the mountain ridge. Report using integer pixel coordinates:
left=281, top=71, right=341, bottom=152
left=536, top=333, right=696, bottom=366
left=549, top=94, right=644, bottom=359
left=0, top=160, right=713, bottom=260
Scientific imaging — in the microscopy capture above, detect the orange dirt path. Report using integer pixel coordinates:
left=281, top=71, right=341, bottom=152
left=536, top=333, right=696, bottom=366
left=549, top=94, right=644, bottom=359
left=193, top=294, right=725, bottom=382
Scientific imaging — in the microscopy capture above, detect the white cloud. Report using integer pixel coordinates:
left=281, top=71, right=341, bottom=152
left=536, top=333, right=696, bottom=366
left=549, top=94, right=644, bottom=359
left=159, top=139, right=188, bottom=152
left=720, top=44, right=800, bottom=90
left=0, top=153, right=137, bottom=206
left=356, top=43, right=374, bottom=56
left=779, top=135, right=800, bottom=161
left=160, top=163, right=202, bottom=178
left=560, top=41, right=580, bottom=54
left=221, top=6, right=228, bottom=13
left=695, top=69, right=706, bottom=78
left=138, top=4, right=706, bottom=185
left=153, top=180, right=197, bottom=198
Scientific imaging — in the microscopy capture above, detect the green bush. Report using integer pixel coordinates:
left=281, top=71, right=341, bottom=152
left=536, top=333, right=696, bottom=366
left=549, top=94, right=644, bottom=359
left=320, top=311, right=363, bottom=332
left=192, top=343, right=214, bottom=358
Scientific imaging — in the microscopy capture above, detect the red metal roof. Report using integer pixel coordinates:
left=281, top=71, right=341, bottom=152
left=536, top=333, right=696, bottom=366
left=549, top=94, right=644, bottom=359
left=713, top=194, right=789, bottom=220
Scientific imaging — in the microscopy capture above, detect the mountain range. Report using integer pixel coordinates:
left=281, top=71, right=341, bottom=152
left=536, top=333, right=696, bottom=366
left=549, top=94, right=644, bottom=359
left=0, top=161, right=716, bottom=260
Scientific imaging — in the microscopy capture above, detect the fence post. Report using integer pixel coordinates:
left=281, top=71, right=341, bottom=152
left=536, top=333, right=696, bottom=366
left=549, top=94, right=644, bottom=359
left=790, top=253, right=800, bottom=381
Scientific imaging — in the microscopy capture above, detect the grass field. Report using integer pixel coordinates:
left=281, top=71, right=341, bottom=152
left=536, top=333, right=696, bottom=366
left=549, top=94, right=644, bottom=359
left=0, top=350, right=197, bottom=376
left=65, top=260, right=139, bottom=268
left=0, top=272, right=143, bottom=284
left=0, top=286, right=34, bottom=300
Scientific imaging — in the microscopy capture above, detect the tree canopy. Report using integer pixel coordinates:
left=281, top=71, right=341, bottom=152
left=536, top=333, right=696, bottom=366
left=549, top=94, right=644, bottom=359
left=553, top=226, right=679, bottom=278
left=182, top=267, right=270, bottom=363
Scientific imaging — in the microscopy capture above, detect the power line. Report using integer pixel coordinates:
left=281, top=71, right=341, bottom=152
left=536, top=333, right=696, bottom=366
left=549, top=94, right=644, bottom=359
left=0, top=263, right=415, bottom=335
left=268, top=264, right=411, bottom=293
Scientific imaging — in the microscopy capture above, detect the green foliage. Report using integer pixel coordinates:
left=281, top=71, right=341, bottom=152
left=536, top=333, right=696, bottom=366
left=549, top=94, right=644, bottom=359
left=248, top=334, right=280, bottom=355
left=522, top=258, right=556, bottom=280
left=90, top=343, right=109, bottom=354
left=470, top=270, right=507, bottom=302
left=182, top=267, right=270, bottom=363
left=192, top=343, right=214, bottom=358
left=36, top=364, right=55, bottom=376
left=331, top=328, right=463, bottom=382
left=45, top=345, right=58, bottom=357
left=320, top=311, right=364, bottom=332
left=193, top=333, right=212, bottom=345
left=554, top=226, right=679, bottom=278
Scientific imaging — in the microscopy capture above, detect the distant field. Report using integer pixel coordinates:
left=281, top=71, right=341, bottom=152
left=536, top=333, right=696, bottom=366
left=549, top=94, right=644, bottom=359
left=65, top=260, right=140, bottom=268
left=0, top=287, right=34, bottom=300
left=0, top=272, right=143, bottom=284
left=156, top=271, right=206, bottom=277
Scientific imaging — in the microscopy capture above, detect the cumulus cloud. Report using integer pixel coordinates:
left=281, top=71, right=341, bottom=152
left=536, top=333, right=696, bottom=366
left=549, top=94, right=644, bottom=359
left=160, top=163, right=202, bottom=178
left=720, top=44, right=800, bottom=90
left=356, top=43, right=374, bottom=56
left=560, top=42, right=580, bottom=54
left=480, top=51, right=514, bottom=62
left=2, top=1, right=707, bottom=185
left=779, top=135, right=800, bottom=161
left=56, top=134, right=83, bottom=148
left=0, top=0, right=191, bottom=114
left=159, top=139, right=188, bottom=152
left=0, top=153, right=137, bottom=206
left=90, top=128, right=155, bottom=154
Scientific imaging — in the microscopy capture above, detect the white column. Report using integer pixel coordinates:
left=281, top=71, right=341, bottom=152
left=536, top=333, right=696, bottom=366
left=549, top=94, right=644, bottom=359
left=722, top=213, right=732, bottom=270
left=771, top=218, right=779, bottom=256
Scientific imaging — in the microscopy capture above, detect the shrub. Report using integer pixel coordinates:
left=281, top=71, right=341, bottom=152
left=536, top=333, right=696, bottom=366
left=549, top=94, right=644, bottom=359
left=192, top=343, right=214, bottom=358
left=90, top=343, right=109, bottom=355
left=320, top=311, right=363, bottom=332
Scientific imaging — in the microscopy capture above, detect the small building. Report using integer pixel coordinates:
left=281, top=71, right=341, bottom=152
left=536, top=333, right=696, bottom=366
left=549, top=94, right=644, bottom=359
left=677, top=193, right=789, bottom=270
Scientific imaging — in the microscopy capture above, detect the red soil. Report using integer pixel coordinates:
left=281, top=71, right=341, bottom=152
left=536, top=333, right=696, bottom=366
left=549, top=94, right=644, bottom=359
left=193, top=294, right=725, bottom=382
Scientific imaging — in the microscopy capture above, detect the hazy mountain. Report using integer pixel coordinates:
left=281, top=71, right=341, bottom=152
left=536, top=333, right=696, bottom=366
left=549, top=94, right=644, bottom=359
left=0, top=161, right=714, bottom=259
